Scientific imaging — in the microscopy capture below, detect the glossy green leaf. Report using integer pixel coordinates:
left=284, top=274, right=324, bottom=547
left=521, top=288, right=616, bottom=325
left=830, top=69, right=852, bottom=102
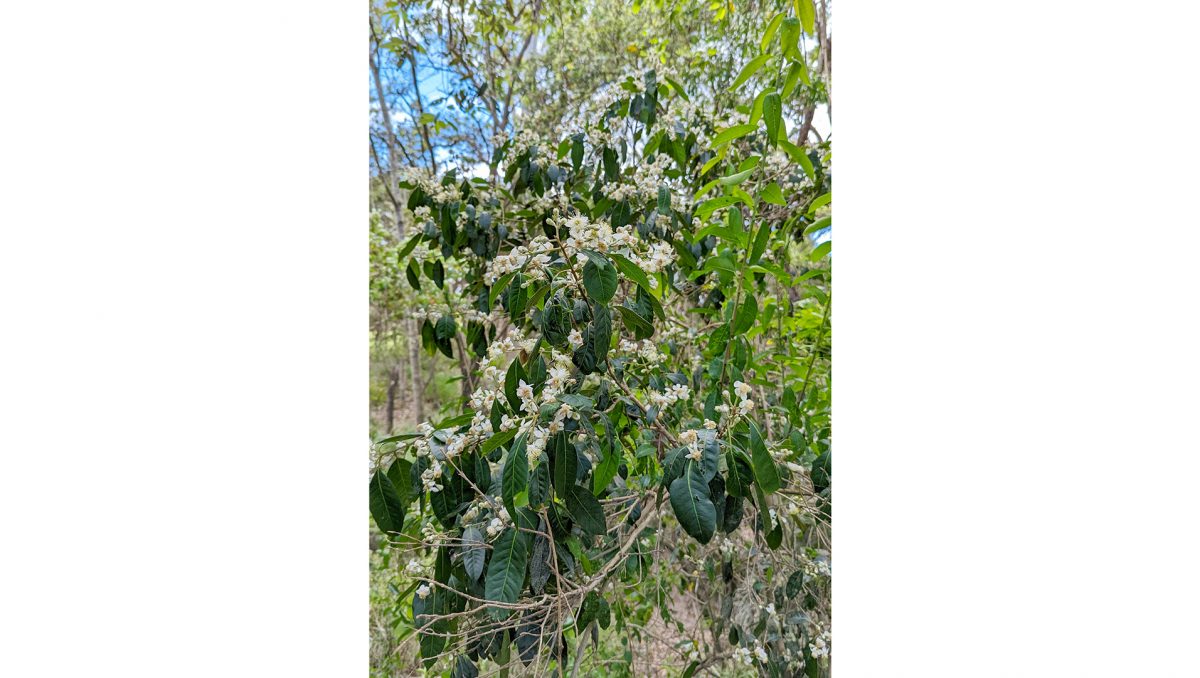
left=581, top=251, right=618, bottom=304
left=462, top=525, right=486, bottom=582
left=810, top=240, right=831, bottom=261
left=761, top=12, right=785, bottom=52
left=669, top=463, right=716, bottom=544
left=609, top=252, right=655, bottom=298
left=552, top=435, right=577, bottom=498
left=729, top=54, right=770, bottom=91
left=732, top=295, right=758, bottom=335
left=502, top=435, right=529, bottom=516
left=804, top=215, right=831, bottom=236
left=761, top=182, right=785, bottom=206
left=797, top=0, right=816, bottom=35
left=482, top=426, right=519, bottom=455
left=748, top=419, right=781, bottom=493
left=370, top=469, right=406, bottom=533
left=712, top=124, right=757, bottom=147
left=565, top=485, right=607, bottom=535
left=763, top=92, right=782, bottom=148
left=484, top=527, right=530, bottom=617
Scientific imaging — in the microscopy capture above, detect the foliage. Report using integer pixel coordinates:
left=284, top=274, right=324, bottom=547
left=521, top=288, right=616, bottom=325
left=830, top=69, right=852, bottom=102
left=370, top=0, right=832, bottom=675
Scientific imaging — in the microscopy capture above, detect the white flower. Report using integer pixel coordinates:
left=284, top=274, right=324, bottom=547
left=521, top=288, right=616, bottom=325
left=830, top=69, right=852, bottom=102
left=416, top=584, right=431, bottom=599
left=405, top=559, right=424, bottom=576
left=687, top=445, right=703, bottom=462
left=809, top=627, right=831, bottom=659
left=733, top=380, right=753, bottom=400
left=738, top=398, right=755, bottom=414
left=765, top=603, right=776, bottom=617
left=516, top=379, right=534, bottom=401
left=753, top=642, right=768, bottom=663
left=703, top=419, right=717, bottom=430
left=567, top=328, right=584, bottom=348
left=733, top=646, right=753, bottom=666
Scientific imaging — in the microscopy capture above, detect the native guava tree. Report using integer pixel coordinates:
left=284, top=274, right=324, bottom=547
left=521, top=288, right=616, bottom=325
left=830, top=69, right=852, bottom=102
left=370, top=3, right=831, bottom=676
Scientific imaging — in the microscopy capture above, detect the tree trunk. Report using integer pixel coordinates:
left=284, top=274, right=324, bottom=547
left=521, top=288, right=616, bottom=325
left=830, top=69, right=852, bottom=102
left=385, top=366, right=398, bottom=433
left=409, top=319, right=424, bottom=424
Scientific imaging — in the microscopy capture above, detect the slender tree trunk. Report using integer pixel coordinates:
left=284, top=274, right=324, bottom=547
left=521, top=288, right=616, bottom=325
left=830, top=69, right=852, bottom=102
left=385, top=366, right=398, bottom=433
left=409, top=319, right=424, bottom=424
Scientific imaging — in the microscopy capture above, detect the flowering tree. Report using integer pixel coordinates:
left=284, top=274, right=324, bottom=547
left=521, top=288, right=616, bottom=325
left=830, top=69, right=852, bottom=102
left=370, top=1, right=831, bottom=676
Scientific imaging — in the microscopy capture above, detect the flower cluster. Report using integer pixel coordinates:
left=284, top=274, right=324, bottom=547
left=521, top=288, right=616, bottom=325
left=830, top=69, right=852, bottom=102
left=809, top=627, right=831, bottom=660
left=647, top=382, right=690, bottom=409
left=679, top=429, right=704, bottom=461
left=732, top=641, right=769, bottom=666
left=485, top=503, right=511, bottom=539
left=404, top=559, right=425, bottom=577
left=483, top=237, right=557, bottom=285
left=619, top=338, right=665, bottom=363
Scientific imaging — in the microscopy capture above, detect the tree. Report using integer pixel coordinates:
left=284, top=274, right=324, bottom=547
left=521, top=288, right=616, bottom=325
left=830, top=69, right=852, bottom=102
left=371, top=1, right=832, bottom=675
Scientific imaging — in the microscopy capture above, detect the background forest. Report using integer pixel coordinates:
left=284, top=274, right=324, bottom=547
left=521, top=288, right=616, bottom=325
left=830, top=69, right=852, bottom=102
left=369, top=0, right=831, bottom=675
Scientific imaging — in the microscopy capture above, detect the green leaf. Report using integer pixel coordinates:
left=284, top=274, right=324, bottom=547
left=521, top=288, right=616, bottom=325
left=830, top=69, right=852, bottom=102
left=761, top=182, right=785, bottom=206
left=729, top=54, right=770, bottom=91
left=571, top=134, right=584, bottom=172
left=810, top=240, right=831, bottom=261
left=609, top=252, right=655, bottom=299
left=805, top=215, right=831, bottom=236
left=369, top=469, right=406, bottom=534
left=657, top=185, right=671, bottom=213
left=695, top=195, right=741, bottom=219
left=386, top=458, right=413, bottom=507
left=487, top=272, right=516, bottom=309
left=699, top=149, right=725, bottom=178
left=452, top=655, right=479, bottom=678
left=375, top=432, right=421, bottom=445
left=763, top=92, right=782, bottom=148
left=504, top=359, right=525, bottom=410
left=718, top=168, right=754, bottom=186
left=484, top=527, right=530, bottom=616
left=669, top=463, right=716, bottom=544
left=552, top=435, right=577, bottom=498
left=462, top=525, right=486, bottom=582
left=616, top=304, right=654, bottom=339
left=779, top=139, right=815, bottom=180
left=783, top=60, right=808, bottom=100
left=565, top=485, right=607, bottom=535
left=732, top=295, right=758, bottom=335
left=726, top=449, right=754, bottom=497
left=406, top=260, right=421, bottom=290
left=482, top=426, right=519, bottom=455
left=665, top=75, right=689, bottom=101
left=750, top=222, right=772, bottom=264
left=712, top=124, right=757, bottom=147
left=807, top=191, right=832, bottom=215
left=591, top=304, right=612, bottom=362
left=780, top=17, right=802, bottom=61
left=797, top=0, right=816, bottom=35
left=502, top=435, right=529, bottom=516
left=435, top=413, right=474, bottom=429
left=761, top=12, right=785, bottom=52
left=593, top=447, right=621, bottom=495
left=748, top=419, right=781, bottom=494
left=397, top=234, right=421, bottom=260
left=581, top=251, right=618, bottom=304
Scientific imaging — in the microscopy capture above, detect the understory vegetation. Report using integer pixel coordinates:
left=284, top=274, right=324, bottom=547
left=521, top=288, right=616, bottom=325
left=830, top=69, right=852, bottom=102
left=370, top=0, right=831, bottom=675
